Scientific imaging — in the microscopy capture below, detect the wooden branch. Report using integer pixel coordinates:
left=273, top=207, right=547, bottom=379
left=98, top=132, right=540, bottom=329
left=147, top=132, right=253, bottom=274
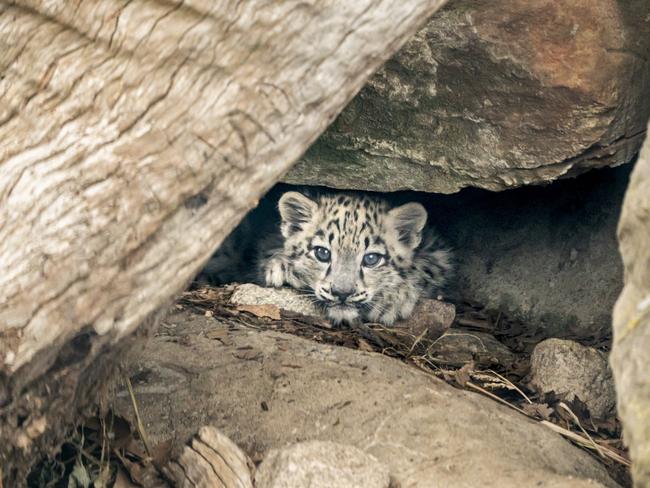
left=165, top=426, right=254, bottom=488
left=0, top=0, right=447, bottom=481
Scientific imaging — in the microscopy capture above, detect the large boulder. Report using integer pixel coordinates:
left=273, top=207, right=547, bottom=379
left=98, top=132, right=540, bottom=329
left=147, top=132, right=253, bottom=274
left=285, top=0, right=650, bottom=193
left=115, top=309, right=619, bottom=488
left=436, top=164, right=629, bottom=339
left=612, top=124, right=650, bottom=485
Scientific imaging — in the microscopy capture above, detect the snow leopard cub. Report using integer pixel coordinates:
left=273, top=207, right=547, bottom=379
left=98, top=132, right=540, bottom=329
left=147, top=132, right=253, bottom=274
left=259, top=191, right=453, bottom=326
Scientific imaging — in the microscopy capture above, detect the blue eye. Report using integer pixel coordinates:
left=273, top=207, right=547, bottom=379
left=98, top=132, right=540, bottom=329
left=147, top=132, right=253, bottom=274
left=362, top=253, right=382, bottom=267
left=314, top=246, right=331, bottom=263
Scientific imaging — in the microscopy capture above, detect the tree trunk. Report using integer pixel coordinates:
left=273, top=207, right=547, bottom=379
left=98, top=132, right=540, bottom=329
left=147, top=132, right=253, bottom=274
left=0, top=0, right=447, bottom=482
left=612, top=123, right=650, bottom=486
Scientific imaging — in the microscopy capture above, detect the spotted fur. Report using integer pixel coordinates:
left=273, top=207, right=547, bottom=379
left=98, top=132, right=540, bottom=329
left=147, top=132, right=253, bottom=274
left=258, top=191, right=453, bottom=326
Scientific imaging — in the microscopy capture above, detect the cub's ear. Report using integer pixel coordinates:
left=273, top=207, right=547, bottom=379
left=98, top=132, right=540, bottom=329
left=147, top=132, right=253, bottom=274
left=278, top=192, right=318, bottom=238
left=388, top=202, right=427, bottom=249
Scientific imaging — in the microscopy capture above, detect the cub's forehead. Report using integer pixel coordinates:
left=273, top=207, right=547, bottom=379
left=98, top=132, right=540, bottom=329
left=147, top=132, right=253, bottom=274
left=316, top=195, right=387, bottom=225
left=303, top=195, right=390, bottom=250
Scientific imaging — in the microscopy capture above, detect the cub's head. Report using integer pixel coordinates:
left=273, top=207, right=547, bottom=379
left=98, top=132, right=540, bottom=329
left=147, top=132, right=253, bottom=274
left=278, top=191, right=427, bottom=325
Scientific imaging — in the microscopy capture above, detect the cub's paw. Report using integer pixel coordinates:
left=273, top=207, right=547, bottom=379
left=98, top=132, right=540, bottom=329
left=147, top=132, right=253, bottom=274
left=264, top=257, right=287, bottom=288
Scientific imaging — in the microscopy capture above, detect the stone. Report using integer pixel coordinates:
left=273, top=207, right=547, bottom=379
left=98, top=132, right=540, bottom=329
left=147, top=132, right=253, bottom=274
left=285, top=0, right=649, bottom=193
left=230, top=283, right=319, bottom=317
left=428, top=330, right=516, bottom=368
left=393, top=298, right=455, bottom=336
left=255, top=441, right=390, bottom=488
left=439, top=164, right=629, bottom=339
left=368, top=299, right=455, bottom=351
left=529, top=339, right=616, bottom=420
left=114, top=309, right=619, bottom=488
left=611, top=124, right=650, bottom=485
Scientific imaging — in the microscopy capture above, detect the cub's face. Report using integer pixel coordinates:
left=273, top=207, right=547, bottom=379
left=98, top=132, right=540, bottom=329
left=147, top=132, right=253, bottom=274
left=278, top=192, right=427, bottom=324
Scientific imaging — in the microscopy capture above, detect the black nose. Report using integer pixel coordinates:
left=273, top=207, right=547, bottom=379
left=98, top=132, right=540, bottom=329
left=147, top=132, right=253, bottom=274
left=331, top=287, right=354, bottom=302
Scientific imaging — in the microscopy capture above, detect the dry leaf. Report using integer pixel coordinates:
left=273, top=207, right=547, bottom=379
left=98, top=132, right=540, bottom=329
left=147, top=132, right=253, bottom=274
left=522, top=402, right=554, bottom=420
left=151, top=439, right=174, bottom=468
left=236, top=303, right=281, bottom=320
left=455, top=361, right=475, bottom=387
left=109, top=416, right=133, bottom=450
left=119, top=455, right=146, bottom=486
left=113, top=467, right=140, bottom=488
left=356, top=338, right=375, bottom=352
left=205, top=328, right=228, bottom=340
left=233, top=349, right=263, bottom=361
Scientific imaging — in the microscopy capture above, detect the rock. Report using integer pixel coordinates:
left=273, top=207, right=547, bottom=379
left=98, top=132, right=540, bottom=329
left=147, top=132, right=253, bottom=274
left=612, top=124, right=650, bottom=485
left=255, top=441, right=390, bottom=488
left=360, top=299, right=455, bottom=353
left=440, top=164, right=629, bottom=339
left=529, top=339, right=616, bottom=420
left=230, top=283, right=319, bottom=317
left=115, top=309, right=619, bottom=488
left=393, top=298, right=455, bottom=336
left=285, top=0, right=649, bottom=193
left=428, top=330, right=516, bottom=368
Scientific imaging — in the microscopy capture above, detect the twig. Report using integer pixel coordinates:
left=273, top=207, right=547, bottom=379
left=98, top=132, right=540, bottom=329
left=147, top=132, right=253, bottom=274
left=558, top=402, right=605, bottom=458
left=494, top=312, right=502, bottom=329
left=486, top=369, right=532, bottom=404
left=97, top=416, right=112, bottom=486
left=352, top=322, right=392, bottom=349
left=456, top=317, right=493, bottom=330
left=465, top=381, right=529, bottom=416
left=79, top=448, right=101, bottom=467
left=408, top=328, right=429, bottom=355
left=125, top=376, right=152, bottom=458
left=100, top=415, right=107, bottom=467
left=540, top=421, right=630, bottom=466
left=466, top=382, right=630, bottom=467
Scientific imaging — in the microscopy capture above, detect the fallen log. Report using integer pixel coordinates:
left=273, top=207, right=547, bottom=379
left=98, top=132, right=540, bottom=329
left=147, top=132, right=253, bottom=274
left=0, top=0, right=447, bottom=482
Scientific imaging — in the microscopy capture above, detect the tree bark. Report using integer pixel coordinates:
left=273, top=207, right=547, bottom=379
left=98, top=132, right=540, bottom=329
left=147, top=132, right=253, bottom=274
left=165, top=426, right=255, bottom=488
left=612, top=123, right=650, bottom=486
left=0, top=0, right=447, bottom=482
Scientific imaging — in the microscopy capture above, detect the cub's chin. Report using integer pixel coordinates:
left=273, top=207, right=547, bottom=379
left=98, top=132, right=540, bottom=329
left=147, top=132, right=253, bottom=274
left=325, top=304, right=359, bottom=325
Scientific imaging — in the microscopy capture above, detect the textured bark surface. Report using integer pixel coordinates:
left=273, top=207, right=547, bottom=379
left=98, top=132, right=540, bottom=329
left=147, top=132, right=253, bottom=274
left=612, top=124, right=650, bottom=486
left=285, top=0, right=650, bottom=193
left=165, top=426, right=255, bottom=488
left=0, top=0, right=447, bottom=481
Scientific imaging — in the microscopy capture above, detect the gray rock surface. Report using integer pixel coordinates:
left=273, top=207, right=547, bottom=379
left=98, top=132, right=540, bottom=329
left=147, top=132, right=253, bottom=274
left=255, top=441, right=390, bottom=488
left=434, top=164, right=629, bottom=339
left=529, top=339, right=616, bottom=419
left=612, top=124, right=650, bottom=485
left=285, top=0, right=649, bottom=193
left=114, top=310, right=619, bottom=488
left=230, top=283, right=318, bottom=317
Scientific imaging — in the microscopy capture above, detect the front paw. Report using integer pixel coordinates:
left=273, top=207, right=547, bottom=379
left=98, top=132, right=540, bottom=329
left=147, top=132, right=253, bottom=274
left=264, top=258, right=286, bottom=288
